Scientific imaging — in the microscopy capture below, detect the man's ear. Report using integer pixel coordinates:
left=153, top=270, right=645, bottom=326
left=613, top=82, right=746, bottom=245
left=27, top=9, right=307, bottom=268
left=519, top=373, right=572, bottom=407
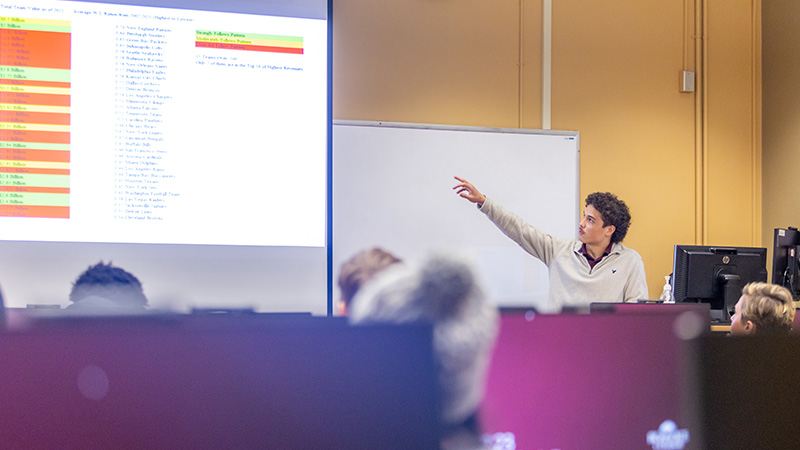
left=744, top=320, right=756, bottom=335
left=604, top=224, right=616, bottom=239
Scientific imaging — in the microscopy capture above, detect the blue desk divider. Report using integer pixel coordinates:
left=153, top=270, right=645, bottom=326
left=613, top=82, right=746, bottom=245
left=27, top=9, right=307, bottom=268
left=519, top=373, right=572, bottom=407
left=0, top=315, right=440, bottom=450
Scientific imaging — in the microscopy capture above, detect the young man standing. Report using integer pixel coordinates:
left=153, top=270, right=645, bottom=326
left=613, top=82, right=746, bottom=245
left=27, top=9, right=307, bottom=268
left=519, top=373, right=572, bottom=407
left=453, top=176, right=648, bottom=310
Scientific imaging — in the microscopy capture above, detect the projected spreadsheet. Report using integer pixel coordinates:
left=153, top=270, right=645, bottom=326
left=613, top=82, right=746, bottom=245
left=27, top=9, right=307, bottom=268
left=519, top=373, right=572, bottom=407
left=0, top=16, right=71, bottom=219
left=0, top=1, right=327, bottom=247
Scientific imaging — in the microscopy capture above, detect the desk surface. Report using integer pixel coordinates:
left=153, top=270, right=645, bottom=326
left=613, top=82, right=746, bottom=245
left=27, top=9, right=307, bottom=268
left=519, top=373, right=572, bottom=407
left=711, top=324, right=731, bottom=334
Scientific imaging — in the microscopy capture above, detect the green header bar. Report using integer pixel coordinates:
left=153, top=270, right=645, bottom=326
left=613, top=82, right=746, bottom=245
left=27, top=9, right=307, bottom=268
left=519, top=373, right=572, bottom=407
left=196, top=30, right=303, bottom=42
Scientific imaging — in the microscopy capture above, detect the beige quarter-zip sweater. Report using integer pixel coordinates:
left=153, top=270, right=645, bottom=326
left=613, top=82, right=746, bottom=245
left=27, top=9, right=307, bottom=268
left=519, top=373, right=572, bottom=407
left=480, top=196, right=649, bottom=310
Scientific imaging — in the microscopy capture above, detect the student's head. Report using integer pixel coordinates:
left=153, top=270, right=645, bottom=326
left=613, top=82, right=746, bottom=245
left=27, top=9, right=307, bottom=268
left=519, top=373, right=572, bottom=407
left=337, top=247, right=402, bottom=316
left=582, top=192, right=631, bottom=244
left=348, top=250, right=499, bottom=435
left=730, top=282, right=795, bottom=335
left=69, top=262, right=148, bottom=309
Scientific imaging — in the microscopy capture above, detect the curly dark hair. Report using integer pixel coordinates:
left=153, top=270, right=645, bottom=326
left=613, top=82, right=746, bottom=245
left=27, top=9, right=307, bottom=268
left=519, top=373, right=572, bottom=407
left=585, top=192, right=631, bottom=244
left=69, top=261, right=148, bottom=306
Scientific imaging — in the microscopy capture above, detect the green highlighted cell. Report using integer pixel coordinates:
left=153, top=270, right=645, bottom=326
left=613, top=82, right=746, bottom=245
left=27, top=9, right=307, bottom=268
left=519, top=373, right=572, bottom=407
left=0, top=173, right=69, bottom=188
left=0, top=141, right=70, bottom=150
left=196, top=30, right=302, bottom=43
left=0, top=66, right=71, bottom=83
left=0, top=191, right=69, bottom=206
left=0, top=18, right=70, bottom=33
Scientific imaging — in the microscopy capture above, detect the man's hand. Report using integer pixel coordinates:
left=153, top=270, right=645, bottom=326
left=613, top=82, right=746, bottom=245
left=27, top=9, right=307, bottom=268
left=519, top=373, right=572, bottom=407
left=453, top=176, right=486, bottom=205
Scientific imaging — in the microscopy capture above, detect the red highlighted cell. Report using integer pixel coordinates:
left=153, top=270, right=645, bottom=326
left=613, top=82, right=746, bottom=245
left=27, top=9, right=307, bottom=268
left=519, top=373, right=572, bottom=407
left=0, top=148, right=70, bottom=163
left=0, top=204, right=69, bottom=218
left=0, top=167, right=69, bottom=175
left=0, top=79, right=71, bottom=88
left=0, top=111, right=70, bottom=125
left=0, top=186, right=69, bottom=194
left=0, top=92, right=71, bottom=107
left=0, top=129, right=70, bottom=144
left=195, top=41, right=304, bottom=54
left=0, top=29, right=71, bottom=69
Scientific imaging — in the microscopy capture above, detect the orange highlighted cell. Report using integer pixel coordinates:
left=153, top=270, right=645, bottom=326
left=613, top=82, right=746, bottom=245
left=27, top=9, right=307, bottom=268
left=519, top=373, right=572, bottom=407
left=0, top=92, right=71, bottom=107
left=0, top=204, right=69, bottom=218
left=0, top=129, right=70, bottom=144
left=0, top=29, right=71, bottom=70
left=0, top=148, right=70, bottom=163
left=0, top=78, right=71, bottom=88
left=0, top=110, right=70, bottom=125
left=0, top=185, right=69, bottom=194
left=0, top=167, right=69, bottom=175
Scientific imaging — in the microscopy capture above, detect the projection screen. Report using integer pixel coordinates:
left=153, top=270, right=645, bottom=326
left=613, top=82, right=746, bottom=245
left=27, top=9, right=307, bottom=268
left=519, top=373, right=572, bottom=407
left=0, top=0, right=332, bottom=313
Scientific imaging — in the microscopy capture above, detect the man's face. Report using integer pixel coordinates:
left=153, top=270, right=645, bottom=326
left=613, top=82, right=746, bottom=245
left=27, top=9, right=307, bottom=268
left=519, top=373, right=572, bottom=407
left=729, top=296, right=751, bottom=335
left=579, top=205, right=614, bottom=246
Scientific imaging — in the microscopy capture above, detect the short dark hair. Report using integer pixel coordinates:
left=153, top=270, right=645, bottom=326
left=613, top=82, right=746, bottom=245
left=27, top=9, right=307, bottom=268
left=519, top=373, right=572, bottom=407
left=585, top=192, right=631, bottom=244
left=70, top=261, right=148, bottom=306
left=338, top=248, right=402, bottom=307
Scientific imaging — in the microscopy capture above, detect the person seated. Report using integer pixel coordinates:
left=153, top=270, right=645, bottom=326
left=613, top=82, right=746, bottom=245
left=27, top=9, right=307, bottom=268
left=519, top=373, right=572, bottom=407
left=729, top=282, right=796, bottom=335
left=67, top=262, right=148, bottom=313
left=336, top=247, right=402, bottom=316
left=348, top=249, right=499, bottom=449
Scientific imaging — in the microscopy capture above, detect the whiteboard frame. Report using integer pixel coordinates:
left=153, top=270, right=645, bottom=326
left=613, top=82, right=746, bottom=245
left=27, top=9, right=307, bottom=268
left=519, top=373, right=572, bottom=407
left=334, top=120, right=579, bottom=138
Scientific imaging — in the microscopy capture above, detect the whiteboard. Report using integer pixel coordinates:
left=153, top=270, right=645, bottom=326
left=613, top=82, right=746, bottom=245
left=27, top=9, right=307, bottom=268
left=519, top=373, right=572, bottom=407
left=333, top=121, right=580, bottom=311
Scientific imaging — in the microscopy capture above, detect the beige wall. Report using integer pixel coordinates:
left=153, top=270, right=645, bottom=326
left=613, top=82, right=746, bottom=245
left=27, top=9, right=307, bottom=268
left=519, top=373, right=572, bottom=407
left=333, top=0, right=762, bottom=298
left=550, top=1, right=699, bottom=297
left=763, top=0, right=800, bottom=277
left=332, top=0, right=529, bottom=127
left=705, top=0, right=762, bottom=247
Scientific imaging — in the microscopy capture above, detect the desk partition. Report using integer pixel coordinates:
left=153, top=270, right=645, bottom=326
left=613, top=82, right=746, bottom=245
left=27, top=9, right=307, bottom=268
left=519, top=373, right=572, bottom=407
left=0, top=316, right=440, bottom=450
left=688, top=334, right=800, bottom=449
left=481, top=311, right=707, bottom=450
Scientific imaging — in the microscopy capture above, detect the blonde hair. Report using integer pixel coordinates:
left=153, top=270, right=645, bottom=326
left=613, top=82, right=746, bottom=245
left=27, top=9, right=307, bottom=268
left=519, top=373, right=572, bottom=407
left=337, top=248, right=402, bottom=307
left=740, top=282, right=796, bottom=334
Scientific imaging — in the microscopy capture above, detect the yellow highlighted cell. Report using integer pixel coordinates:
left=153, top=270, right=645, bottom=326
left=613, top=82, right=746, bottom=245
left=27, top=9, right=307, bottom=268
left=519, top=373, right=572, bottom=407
left=0, top=85, right=71, bottom=96
left=0, top=104, right=70, bottom=114
left=196, top=35, right=303, bottom=48
left=247, top=39, right=304, bottom=48
left=0, top=160, right=70, bottom=170
left=0, top=123, right=70, bottom=132
left=0, top=17, right=70, bottom=27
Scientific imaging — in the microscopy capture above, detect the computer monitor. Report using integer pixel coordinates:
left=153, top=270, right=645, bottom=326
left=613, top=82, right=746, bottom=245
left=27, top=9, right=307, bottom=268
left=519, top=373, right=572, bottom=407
left=771, top=227, right=800, bottom=300
left=671, top=245, right=768, bottom=323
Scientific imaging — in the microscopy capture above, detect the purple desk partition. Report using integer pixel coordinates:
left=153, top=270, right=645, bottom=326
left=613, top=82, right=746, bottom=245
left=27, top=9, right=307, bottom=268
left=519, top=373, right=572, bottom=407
left=480, top=311, right=706, bottom=450
left=0, top=316, right=440, bottom=450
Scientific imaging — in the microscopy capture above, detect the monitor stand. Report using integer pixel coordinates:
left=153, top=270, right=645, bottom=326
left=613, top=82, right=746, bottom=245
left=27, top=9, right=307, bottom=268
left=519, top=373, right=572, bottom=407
left=711, top=273, right=741, bottom=323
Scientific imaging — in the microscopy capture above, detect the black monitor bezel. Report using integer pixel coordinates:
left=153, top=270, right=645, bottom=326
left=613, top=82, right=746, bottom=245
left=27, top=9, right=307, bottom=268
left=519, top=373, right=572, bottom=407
left=671, top=245, right=768, bottom=322
left=771, top=227, right=800, bottom=300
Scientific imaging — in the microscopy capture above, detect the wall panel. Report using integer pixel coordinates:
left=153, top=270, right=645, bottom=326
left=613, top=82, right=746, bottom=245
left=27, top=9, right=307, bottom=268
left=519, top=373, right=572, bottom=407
left=762, top=0, right=800, bottom=276
left=332, top=0, right=762, bottom=300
